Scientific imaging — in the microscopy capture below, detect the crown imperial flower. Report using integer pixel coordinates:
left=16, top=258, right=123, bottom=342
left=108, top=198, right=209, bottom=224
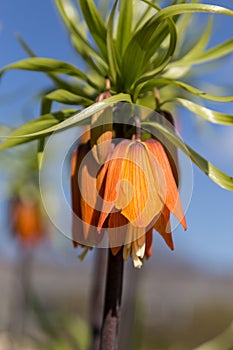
left=11, top=197, right=44, bottom=247
left=71, top=132, right=186, bottom=268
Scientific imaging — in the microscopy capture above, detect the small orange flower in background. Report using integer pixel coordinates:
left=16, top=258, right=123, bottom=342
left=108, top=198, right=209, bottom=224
left=11, top=196, right=44, bottom=248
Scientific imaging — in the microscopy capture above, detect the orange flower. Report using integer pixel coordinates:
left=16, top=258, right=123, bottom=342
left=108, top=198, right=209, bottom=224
left=11, top=197, right=44, bottom=248
left=98, top=138, right=187, bottom=268
left=71, top=136, right=186, bottom=268
left=71, top=139, right=108, bottom=248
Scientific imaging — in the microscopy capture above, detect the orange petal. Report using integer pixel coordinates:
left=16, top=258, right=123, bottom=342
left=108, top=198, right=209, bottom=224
left=145, top=139, right=186, bottom=230
left=79, top=145, right=103, bottom=240
left=150, top=110, right=179, bottom=186
left=154, top=207, right=174, bottom=250
left=12, top=199, right=44, bottom=247
left=71, top=145, right=86, bottom=246
left=71, top=142, right=106, bottom=245
left=108, top=211, right=128, bottom=255
left=78, top=127, right=91, bottom=144
left=98, top=140, right=131, bottom=230
left=117, top=141, right=163, bottom=227
left=91, top=91, right=112, bottom=164
left=145, top=229, right=153, bottom=258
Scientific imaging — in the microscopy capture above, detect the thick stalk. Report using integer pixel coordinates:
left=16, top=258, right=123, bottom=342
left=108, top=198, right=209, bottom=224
left=89, top=248, right=108, bottom=350
left=100, top=249, right=124, bottom=350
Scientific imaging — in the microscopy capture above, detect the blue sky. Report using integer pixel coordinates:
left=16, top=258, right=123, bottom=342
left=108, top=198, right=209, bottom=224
left=0, top=0, right=233, bottom=273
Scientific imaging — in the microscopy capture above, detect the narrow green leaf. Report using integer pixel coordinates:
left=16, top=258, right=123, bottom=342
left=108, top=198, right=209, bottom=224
left=150, top=78, right=233, bottom=102
left=117, top=0, right=133, bottom=54
left=134, top=19, right=177, bottom=88
left=107, top=0, right=120, bottom=85
left=141, top=120, right=233, bottom=191
left=121, top=22, right=162, bottom=89
left=16, top=35, right=96, bottom=97
left=142, top=2, right=233, bottom=22
left=189, top=38, right=233, bottom=65
left=133, top=1, right=157, bottom=31
left=79, top=0, right=108, bottom=58
left=55, top=0, right=107, bottom=74
left=0, top=110, right=77, bottom=150
left=162, top=97, right=233, bottom=125
left=180, top=16, right=213, bottom=60
left=122, top=2, right=178, bottom=91
left=0, top=94, right=132, bottom=141
left=44, top=89, right=93, bottom=107
left=16, top=34, right=36, bottom=57
left=1, top=57, right=89, bottom=82
left=168, top=37, right=233, bottom=68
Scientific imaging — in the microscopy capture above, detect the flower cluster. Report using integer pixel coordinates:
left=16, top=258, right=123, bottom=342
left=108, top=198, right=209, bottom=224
left=71, top=114, right=186, bottom=268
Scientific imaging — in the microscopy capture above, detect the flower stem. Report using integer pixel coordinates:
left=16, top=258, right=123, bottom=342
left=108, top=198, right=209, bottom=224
left=89, top=248, right=108, bottom=350
left=100, top=248, right=124, bottom=350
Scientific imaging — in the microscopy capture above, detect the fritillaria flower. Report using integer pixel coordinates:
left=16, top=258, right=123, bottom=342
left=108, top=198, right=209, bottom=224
left=71, top=131, right=186, bottom=268
left=71, top=137, right=108, bottom=250
left=11, top=197, right=44, bottom=248
left=98, top=138, right=187, bottom=268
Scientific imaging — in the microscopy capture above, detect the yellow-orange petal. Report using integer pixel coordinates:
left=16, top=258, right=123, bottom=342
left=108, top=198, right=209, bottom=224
left=145, top=139, right=186, bottom=230
left=91, top=110, right=113, bottom=164
left=98, top=139, right=131, bottom=230
left=154, top=206, right=174, bottom=250
left=150, top=110, right=179, bottom=186
left=117, top=141, right=163, bottom=227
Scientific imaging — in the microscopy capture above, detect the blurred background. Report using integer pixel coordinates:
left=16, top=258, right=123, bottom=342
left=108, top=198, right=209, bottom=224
left=0, top=1, right=233, bottom=349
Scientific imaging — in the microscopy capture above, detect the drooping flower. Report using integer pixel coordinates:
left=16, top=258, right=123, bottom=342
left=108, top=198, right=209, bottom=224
left=71, top=131, right=187, bottom=268
left=97, top=138, right=187, bottom=268
left=71, top=136, right=109, bottom=250
left=11, top=196, right=44, bottom=248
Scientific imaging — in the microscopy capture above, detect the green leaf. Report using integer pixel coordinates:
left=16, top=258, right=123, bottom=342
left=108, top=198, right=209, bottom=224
left=142, top=2, right=233, bottom=22
left=107, top=0, right=120, bottom=85
left=168, top=37, right=233, bottom=69
left=121, top=22, right=162, bottom=90
left=133, top=1, right=157, bottom=31
left=1, top=57, right=89, bottom=82
left=189, top=38, right=233, bottom=65
left=134, top=18, right=177, bottom=88
left=0, top=94, right=132, bottom=142
left=43, top=89, right=93, bottom=107
left=162, top=97, right=233, bottom=125
left=141, top=120, right=233, bottom=191
left=180, top=16, right=213, bottom=60
left=117, top=0, right=133, bottom=54
left=0, top=110, right=77, bottom=150
left=16, top=34, right=36, bottom=57
left=79, top=0, right=108, bottom=58
left=16, top=35, right=96, bottom=97
left=145, top=78, right=233, bottom=102
left=55, top=0, right=107, bottom=74
left=121, top=2, right=179, bottom=91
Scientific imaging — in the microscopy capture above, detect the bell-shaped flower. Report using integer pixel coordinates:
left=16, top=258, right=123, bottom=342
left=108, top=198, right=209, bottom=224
left=97, top=138, right=186, bottom=268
